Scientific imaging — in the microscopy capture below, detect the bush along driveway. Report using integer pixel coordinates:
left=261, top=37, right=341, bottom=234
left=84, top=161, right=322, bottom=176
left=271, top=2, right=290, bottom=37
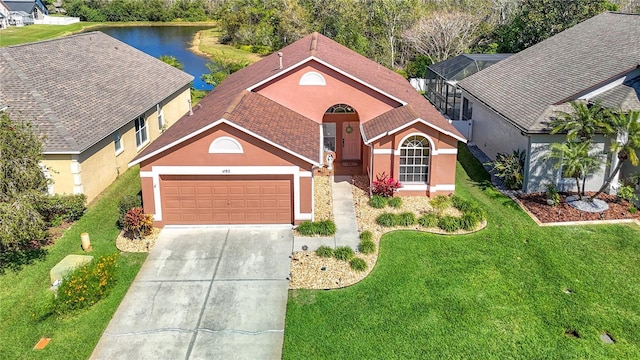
left=283, top=146, right=640, bottom=359
left=0, top=167, right=146, bottom=359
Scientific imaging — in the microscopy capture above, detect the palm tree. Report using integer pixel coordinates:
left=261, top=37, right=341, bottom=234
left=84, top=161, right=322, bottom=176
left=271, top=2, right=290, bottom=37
left=548, top=141, right=601, bottom=200
left=550, top=101, right=610, bottom=142
left=591, top=110, right=640, bottom=199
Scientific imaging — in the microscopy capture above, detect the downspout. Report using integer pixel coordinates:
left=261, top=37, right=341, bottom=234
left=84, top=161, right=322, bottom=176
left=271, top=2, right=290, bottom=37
left=523, top=134, right=532, bottom=193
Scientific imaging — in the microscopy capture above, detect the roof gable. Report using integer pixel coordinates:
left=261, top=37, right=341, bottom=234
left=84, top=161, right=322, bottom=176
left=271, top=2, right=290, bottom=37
left=132, top=32, right=463, bottom=165
left=0, top=32, right=193, bottom=153
left=458, top=12, right=640, bottom=132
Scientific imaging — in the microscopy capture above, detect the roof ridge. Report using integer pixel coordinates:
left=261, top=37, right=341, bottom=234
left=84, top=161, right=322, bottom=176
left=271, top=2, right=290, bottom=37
left=0, top=49, right=81, bottom=151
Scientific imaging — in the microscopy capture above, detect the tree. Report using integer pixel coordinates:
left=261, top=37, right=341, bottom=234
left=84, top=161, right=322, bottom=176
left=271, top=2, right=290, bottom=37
left=0, top=113, right=49, bottom=203
left=591, top=110, right=640, bottom=199
left=492, top=0, right=617, bottom=53
left=201, top=53, right=248, bottom=87
left=547, top=141, right=602, bottom=200
left=403, top=10, right=482, bottom=63
left=550, top=101, right=609, bottom=142
left=159, top=55, right=184, bottom=70
left=368, top=0, right=420, bottom=68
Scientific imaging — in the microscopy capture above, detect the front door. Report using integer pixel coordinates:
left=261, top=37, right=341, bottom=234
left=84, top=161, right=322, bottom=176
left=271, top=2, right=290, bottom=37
left=342, top=122, right=361, bottom=160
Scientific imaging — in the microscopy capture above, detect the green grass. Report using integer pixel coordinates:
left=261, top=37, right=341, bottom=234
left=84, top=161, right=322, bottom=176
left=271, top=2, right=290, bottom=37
left=0, top=23, right=101, bottom=46
left=195, top=28, right=262, bottom=64
left=283, top=144, right=640, bottom=359
left=0, top=167, right=146, bottom=359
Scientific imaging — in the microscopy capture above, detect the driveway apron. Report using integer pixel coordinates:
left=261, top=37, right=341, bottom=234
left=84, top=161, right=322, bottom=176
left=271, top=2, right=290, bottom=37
left=91, top=226, right=293, bottom=360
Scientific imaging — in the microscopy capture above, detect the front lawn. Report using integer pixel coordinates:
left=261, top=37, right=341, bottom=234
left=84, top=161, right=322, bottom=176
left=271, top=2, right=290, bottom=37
left=283, top=146, right=640, bottom=359
left=0, top=167, right=146, bottom=359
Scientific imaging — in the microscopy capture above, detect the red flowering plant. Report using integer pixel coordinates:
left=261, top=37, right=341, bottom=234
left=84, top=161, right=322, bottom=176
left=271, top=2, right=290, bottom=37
left=123, top=207, right=153, bottom=239
left=371, top=172, right=402, bottom=197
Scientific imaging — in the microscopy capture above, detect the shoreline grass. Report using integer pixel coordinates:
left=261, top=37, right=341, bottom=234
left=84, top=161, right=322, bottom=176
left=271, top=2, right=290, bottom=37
left=0, top=167, right=146, bottom=359
left=283, top=145, right=640, bottom=359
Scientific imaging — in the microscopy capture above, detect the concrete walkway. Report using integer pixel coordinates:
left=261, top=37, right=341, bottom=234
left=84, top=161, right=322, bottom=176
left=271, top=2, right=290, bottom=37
left=294, top=175, right=360, bottom=251
left=91, top=227, right=293, bottom=360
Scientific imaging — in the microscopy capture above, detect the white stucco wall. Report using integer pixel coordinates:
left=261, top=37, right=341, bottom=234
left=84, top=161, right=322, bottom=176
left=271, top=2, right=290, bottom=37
left=463, top=96, right=528, bottom=161
left=526, top=134, right=610, bottom=193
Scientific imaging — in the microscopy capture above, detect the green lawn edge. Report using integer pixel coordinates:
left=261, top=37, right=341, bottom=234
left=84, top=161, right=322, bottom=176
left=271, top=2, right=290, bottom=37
left=283, top=144, right=640, bottom=359
left=0, top=167, right=146, bottom=359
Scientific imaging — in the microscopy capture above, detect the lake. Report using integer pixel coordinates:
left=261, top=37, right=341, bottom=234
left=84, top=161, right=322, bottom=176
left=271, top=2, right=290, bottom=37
left=97, top=26, right=213, bottom=90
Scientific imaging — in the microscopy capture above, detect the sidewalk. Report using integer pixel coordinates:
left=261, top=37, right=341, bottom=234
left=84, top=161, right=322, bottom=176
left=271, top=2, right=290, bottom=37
left=293, top=175, right=360, bottom=251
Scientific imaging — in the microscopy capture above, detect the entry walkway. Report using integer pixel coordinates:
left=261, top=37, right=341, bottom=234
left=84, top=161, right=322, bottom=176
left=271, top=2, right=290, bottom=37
left=91, top=227, right=292, bottom=360
left=293, top=175, right=360, bottom=251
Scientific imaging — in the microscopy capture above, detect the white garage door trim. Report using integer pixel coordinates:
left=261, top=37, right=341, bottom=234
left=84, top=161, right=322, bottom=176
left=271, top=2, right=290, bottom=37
left=141, top=166, right=313, bottom=223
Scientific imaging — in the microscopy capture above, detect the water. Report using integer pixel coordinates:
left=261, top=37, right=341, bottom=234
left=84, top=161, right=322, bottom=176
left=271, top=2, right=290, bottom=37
left=97, top=26, right=213, bottom=90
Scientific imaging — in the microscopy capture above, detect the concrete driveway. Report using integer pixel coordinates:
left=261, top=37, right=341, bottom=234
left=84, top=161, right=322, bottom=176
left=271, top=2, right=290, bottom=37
left=91, top=226, right=293, bottom=360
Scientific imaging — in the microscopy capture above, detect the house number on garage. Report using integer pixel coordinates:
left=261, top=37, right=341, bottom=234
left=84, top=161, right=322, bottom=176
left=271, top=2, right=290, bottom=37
left=221, top=169, right=231, bottom=174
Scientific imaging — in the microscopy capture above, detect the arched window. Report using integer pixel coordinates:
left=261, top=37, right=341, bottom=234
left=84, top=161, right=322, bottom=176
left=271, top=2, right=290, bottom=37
left=299, top=71, right=326, bottom=86
left=208, top=136, right=243, bottom=153
left=399, top=135, right=430, bottom=183
left=325, top=104, right=355, bottom=114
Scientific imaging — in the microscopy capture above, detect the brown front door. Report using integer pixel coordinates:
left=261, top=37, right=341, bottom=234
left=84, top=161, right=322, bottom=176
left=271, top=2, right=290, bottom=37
left=342, top=122, right=361, bottom=160
left=160, top=175, right=292, bottom=225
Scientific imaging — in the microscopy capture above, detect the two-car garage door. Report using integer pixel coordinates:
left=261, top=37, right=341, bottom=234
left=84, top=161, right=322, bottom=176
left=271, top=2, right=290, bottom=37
left=160, top=175, right=292, bottom=225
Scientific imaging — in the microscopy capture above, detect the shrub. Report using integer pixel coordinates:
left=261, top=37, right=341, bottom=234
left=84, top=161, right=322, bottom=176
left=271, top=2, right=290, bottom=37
left=118, top=194, right=142, bottom=228
left=53, top=254, right=118, bottom=314
left=484, top=149, right=526, bottom=190
left=0, top=197, right=49, bottom=270
left=123, top=207, right=153, bottom=239
left=459, top=213, right=481, bottom=231
left=316, top=245, right=334, bottom=258
left=372, top=172, right=402, bottom=197
left=387, top=197, right=403, bottom=208
left=617, top=184, right=638, bottom=203
left=349, top=257, right=367, bottom=271
left=430, top=195, right=452, bottom=212
left=369, top=195, right=387, bottom=209
left=358, top=240, right=376, bottom=254
left=438, top=215, right=461, bottom=232
left=359, top=230, right=373, bottom=242
left=376, top=213, right=396, bottom=227
left=333, top=246, right=355, bottom=261
left=545, top=183, right=561, bottom=206
left=36, top=193, right=87, bottom=225
left=630, top=206, right=638, bottom=214
left=397, top=212, right=417, bottom=226
left=418, top=213, right=439, bottom=228
left=296, top=220, right=337, bottom=236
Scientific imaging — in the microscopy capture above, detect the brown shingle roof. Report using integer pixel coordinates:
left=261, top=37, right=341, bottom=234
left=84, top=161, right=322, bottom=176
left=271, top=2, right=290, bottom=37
left=133, top=32, right=463, bottom=165
left=0, top=31, right=193, bottom=153
left=458, top=12, right=640, bottom=133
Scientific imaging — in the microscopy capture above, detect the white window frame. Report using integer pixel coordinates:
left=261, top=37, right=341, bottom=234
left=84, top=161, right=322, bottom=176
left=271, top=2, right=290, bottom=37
left=114, top=131, right=123, bottom=155
left=399, top=135, right=430, bottom=183
left=135, top=115, right=148, bottom=149
left=157, top=103, right=165, bottom=131
left=322, top=123, right=336, bottom=152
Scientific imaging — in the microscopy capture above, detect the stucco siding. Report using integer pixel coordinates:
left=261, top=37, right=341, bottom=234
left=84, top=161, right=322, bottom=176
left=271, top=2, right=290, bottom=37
left=42, top=154, right=75, bottom=195
left=527, top=134, right=609, bottom=193
left=468, top=99, right=528, bottom=160
left=256, top=61, right=399, bottom=123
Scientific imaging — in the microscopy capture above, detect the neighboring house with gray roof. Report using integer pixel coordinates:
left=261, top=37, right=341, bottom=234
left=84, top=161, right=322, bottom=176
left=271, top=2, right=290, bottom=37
left=458, top=12, right=640, bottom=194
left=0, top=32, right=193, bottom=201
left=5, top=0, right=46, bottom=20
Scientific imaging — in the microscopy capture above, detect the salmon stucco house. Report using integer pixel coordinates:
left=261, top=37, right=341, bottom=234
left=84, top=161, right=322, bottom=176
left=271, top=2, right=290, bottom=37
left=130, top=32, right=466, bottom=226
left=1, top=32, right=193, bottom=202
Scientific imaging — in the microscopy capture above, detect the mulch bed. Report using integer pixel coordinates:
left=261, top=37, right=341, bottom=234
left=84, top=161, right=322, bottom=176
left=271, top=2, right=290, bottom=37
left=518, top=192, right=640, bottom=223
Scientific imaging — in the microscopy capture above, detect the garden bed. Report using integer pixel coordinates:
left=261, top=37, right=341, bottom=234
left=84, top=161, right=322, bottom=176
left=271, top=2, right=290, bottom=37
left=518, top=192, right=640, bottom=223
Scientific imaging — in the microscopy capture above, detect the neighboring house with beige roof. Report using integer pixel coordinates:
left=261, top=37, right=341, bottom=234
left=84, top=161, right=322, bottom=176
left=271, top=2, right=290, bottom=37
left=0, top=32, right=193, bottom=202
left=458, top=12, right=640, bottom=194
left=130, top=32, right=466, bottom=227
